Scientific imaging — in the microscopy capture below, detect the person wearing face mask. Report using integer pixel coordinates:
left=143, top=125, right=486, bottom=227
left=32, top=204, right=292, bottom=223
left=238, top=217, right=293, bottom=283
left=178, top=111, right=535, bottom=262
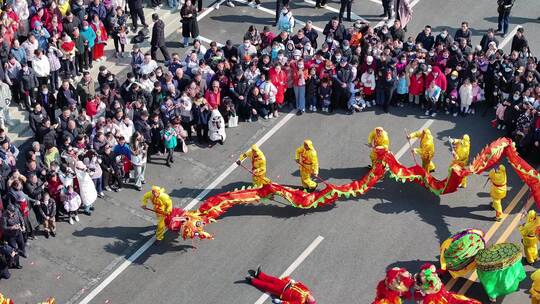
left=239, top=39, right=257, bottom=60
left=323, top=17, right=346, bottom=43
left=277, top=6, right=295, bottom=34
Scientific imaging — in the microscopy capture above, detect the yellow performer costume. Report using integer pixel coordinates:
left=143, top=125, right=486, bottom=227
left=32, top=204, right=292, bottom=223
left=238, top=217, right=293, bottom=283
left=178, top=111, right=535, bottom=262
left=408, top=128, right=435, bottom=172
left=238, top=145, right=268, bottom=188
left=0, top=293, right=12, bottom=304
left=141, top=186, right=173, bottom=241
left=489, top=164, right=507, bottom=221
left=519, top=210, right=540, bottom=264
left=531, top=269, right=540, bottom=304
left=295, top=139, right=319, bottom=190
left=368, top=127, right=390, bottom=166
left=451, top=134, right=470, bottom=188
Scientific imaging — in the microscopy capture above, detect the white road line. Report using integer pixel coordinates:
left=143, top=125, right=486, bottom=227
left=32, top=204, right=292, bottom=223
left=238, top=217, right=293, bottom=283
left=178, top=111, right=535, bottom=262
left=498, top=25, right=521, bottom=49
left=77, top=112, right=296, bottom=304
left=254, top=235, right=324, bottom=304
left=369, top=0, right=382, bottom=4
left=185, top=112, right=296, bottom=210
left=233, top=0, right=324, bottom=32
left=303, top=0, right=368, bottom=23
left=77, top=237, right=156, bottom=304
left=198, top=35, right=224, bottom=46
left=395, top=119, right=434, bottom=159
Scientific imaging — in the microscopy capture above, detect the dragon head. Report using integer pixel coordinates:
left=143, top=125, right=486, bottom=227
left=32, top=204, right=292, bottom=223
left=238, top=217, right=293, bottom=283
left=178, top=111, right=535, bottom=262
left=415, top=263, right=442, bottom=295
left=165, top=208, right=215, bottom=240
left=385, top=267, right=414, bottom=293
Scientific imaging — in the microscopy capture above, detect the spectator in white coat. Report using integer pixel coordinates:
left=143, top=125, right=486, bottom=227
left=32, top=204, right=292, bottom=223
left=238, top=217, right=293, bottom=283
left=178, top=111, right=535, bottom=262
left=459, top=78, right=473, bottom=116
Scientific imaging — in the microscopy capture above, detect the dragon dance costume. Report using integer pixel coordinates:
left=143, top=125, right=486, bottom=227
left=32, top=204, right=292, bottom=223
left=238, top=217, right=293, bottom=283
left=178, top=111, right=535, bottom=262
left=519, top=210, right=540, bottom=264
left=476, top=243, right=526, bottom=301
left=238, top=145, right=268, bottom=188
left=408, top=128, right=436, bottom=173
left=249, top=271, right=316, bottom=304
left=440, top=229, right=485, bottom=279
left=531, top=269, right=540, bottom=304
left=414, top=264, right=481, bottom=304
left=141, top=186, right=173, bottom=241
left=372, top=267, right=414, bottom=304
left=489, top=164, right=507, bottom=221
left=368, top=127, right=390, bottom=166
left=295, top=140, right=319, bottom=190
left=451, top=135, right=470, bottom=188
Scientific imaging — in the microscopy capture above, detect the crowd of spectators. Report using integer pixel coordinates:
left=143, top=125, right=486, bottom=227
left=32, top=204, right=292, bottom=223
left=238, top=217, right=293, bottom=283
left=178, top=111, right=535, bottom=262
left=0, top=0, right=537, bottom=283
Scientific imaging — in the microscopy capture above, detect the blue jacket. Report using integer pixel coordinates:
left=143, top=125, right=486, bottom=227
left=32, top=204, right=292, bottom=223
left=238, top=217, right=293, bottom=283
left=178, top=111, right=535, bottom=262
left=80, top=27, right=97, bottom=49
left=396, top=77, right=408, bottom=94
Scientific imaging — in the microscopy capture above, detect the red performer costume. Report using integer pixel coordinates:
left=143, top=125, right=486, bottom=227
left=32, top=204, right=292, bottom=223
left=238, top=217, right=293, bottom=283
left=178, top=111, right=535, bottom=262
left=414, top=263, right=481, bottom=304
left=372, top=267, right=414, bottom=304
left=248, top=270, right=316, bottom=304
left=90, top=18, right=108, bottom=60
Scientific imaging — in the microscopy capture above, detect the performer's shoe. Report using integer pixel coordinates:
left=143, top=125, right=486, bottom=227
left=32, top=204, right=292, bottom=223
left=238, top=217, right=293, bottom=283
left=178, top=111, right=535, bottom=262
left=255, top=265, right=262, bottom=278
left=154, top=239, right=162, bottom=246
left=245, top=276, right=253, bottom=283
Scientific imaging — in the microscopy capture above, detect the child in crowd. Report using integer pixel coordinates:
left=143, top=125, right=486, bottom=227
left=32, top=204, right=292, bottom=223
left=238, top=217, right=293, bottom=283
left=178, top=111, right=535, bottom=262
left=318, top=78, right=332, bottom=112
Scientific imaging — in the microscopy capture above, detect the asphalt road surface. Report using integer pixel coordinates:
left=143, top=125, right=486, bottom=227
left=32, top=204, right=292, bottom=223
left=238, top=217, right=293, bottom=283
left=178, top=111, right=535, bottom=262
left=3, top=0, right=540, bottom=303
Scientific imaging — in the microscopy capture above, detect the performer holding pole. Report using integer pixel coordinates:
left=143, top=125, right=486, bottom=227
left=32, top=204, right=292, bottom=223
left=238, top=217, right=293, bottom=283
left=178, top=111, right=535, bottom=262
left=295, top=139, right=319, bottom=191
left=367, top=127, right=390, bottom=167
left=141, top=186, right=173, bottom=243
left=407, top=128, right=436, bottom=173
left=450, top=134, right=470, bottom=188
left=519, top=210, right=540, bottom=264
left=236, top=144, right=269, bottom=188
left=489, top=164, right=507, bottom=221
left=246, top=266, right=316, bottom=304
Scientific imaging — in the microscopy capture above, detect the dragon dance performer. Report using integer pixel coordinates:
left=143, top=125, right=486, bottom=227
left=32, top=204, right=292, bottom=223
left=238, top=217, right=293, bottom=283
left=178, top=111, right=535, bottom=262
left=237, top=144, right=268, bottom=188
left=141, top=186, right=173, bottom=242
left=407, top=128, right=436, bottom=173
left=368, top=127, right=390, bottom=167
left=450, top=134, right=470, bottom=188
left=372, top=267, right=414, bottom=304
left=489, top=164, right=507, bottom=221
left=295, top=139, right=319, bottom=191
left=531, top=269, right=540, bottom=304
left=414, top=263, right=481, bottom=304
left=519, top=210, right=540, bottom=264
left=0, top=293, right=12, bottom=304
left=246, top=267, right=316, bottom=304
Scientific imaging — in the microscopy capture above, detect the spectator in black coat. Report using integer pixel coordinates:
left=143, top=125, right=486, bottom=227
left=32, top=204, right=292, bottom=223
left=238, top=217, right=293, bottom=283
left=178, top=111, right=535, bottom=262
left=128, top=0, right=148, bottom=31
left=480, top=29, right=499, bottom=52
left=511, top=27, right=528, bottom=53
left=150, top=14, right=170, bottom=62
left=1, top=204, right=26, bottom=258
left=415, top=25, right=435, bottom=51
left=0, top=241, right=22, bottom=280
left=454, top=21, right=472, bottom=46
left=323, top=17, right=346, bottom=43
left=29, top=104, right=48, bottom=135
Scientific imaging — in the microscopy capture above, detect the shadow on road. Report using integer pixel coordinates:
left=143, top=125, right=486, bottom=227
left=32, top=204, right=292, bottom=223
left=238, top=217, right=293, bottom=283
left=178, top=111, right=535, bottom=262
left=73, top=225, right=196, bottom=265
